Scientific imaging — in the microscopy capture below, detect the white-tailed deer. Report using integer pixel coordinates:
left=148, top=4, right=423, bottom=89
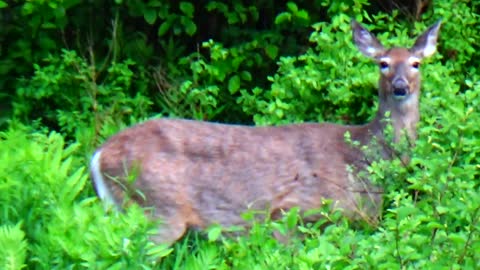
left=90, top=20, right=441, bottom=244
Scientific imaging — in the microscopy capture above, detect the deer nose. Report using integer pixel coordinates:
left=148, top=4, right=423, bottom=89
left=392, top=78, right=409, bottom=98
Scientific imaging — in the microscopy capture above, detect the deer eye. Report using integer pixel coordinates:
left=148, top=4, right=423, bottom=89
left=412, top=62, right=420, bottom=69
left=379, top=61, right=389, bottom=69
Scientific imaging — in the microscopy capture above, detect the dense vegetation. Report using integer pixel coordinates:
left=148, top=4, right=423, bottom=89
left=1, top=0, right=479, bottom=269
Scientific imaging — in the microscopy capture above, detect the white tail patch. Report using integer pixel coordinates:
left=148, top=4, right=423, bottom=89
left=90, top=150, right=117, bottom=209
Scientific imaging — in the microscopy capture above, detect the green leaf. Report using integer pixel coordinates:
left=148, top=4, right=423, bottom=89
left=426, top=221, right=444, bottom=230
left=228, top=75, right=241, bottom=94
left=0, top=1, right=8, bottom=8
left=144, top=9, right=157, bottom=25
left=396, top=206, right=417, bottom=219
left=158, top=21, right=171, bottom=36
left=286, top=208, right=299, bottom=228
left=436, top=206, right=449, bottom=215
left=448, top=234, right=467, bottom=245
left=296, top=10, right=310, bottom=22
left=274, top=12, right=291, bottom=25
left=41, top=22, right=58, bottom=29
left=286, top=2, right=298, bottom=13
left=240, top=71, right=252, bottom=81
left=179, top=2, right=194, bottom=17
left=207, top=225, right=222, bottom=242
left=183, top=19, right=197, bottom=36
left=38, top=36, right=57, bottom=50
left=145, top=243, right=173, bottom=258
left=147, top=0, right=162, bottom=7
left=275, top=108, right=284, bottom=118
left=265, top=44, right=279, bottom=59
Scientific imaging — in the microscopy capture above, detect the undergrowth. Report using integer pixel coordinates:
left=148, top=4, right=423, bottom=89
left=1, top=0, right=480, bottom=269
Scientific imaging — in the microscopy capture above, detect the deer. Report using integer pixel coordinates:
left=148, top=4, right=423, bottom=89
left=90, top=19, right=441, bottom=244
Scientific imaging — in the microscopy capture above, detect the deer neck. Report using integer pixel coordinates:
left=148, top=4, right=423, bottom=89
left=372, top=90, right=420, bottom=144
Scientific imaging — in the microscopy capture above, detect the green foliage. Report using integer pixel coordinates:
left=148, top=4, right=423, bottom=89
left=170, top=38, right=266, bottom=120
left=122, top=1, right=197, bottom=36
left=0, top=223, right=27, bottom=270
left=275, top=2, right=311, bottom=27
left=239, top=13, right=376, bottom=125
left=363, top=53, right=480, bottom=269
left=0, top=127, right=171, bottom=269
left=1, top=0, right=480, bottom=269
left=14, top=49, right=152, bottom=151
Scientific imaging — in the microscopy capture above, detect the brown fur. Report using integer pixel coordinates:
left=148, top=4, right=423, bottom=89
left=91, top=20, right=441, bottom=244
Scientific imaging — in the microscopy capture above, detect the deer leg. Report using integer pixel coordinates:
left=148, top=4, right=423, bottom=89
left=148, top=212, right=188, bottom=244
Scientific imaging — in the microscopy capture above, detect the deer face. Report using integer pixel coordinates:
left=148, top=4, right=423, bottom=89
left=351, top=20, right=441, bottom=104
left=377, top=48, right=422, bottom=101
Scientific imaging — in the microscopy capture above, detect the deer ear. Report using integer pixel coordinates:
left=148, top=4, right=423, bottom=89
left=352, top=19, right=386, bottom=58
left=410, top=20, right=441, bottom=58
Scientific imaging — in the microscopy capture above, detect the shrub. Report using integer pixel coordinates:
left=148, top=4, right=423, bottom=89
left=14, top=49, right=153, bottom=152
left=0, top=126, right=172, bottom=269
left=2, top=0, right=480, bottom=269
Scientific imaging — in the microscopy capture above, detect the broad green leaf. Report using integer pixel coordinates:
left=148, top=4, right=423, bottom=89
left=286, top=2, right=298, bottom=13
left=240, top=71, right=252, bottom=81
left=144, top=9, right=157, bottom=25
left=158, top=21, right=171, bottom=36
left=183, top=19, right=197, bottom=36
left=207, top=225, right=222, bottom=242
left=296, top=10, right=310, bottom=21
left=436, top=206, right=449, bottom=215
left=265, top=44, right=279, bottom=59
left=228, top=75, right=241, bottom=94
left=274, top=12, right=291, bottom=25
left=275, top=108, right=284, bottom=118
left=448, top=234, right=467, bottom=245
left=179, top=2, right=194, bottom=17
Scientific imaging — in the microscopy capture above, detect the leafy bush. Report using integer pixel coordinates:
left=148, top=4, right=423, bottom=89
left=238, top=13, right=377, bottom=125
left=14, top=49, right=153, bottom=153
left=1, top=0, right=480, bottom=269
left=5, top=0, right=329, bottom=129
left=0, top=127, right=172, bottom=269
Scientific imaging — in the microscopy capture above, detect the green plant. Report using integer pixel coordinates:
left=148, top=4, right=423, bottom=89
left=0, top=125, right=173, bottom=269
left=238, top=14, right=376, bottom=125
left=2, top=0, right=480, bottom=269
left=14, top=49, right=153, bottom=151
left=0, top=223, right=28, bottom=270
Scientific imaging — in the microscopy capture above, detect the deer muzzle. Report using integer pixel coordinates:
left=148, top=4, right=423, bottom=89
left=392, top=78, right=409, bottom=99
